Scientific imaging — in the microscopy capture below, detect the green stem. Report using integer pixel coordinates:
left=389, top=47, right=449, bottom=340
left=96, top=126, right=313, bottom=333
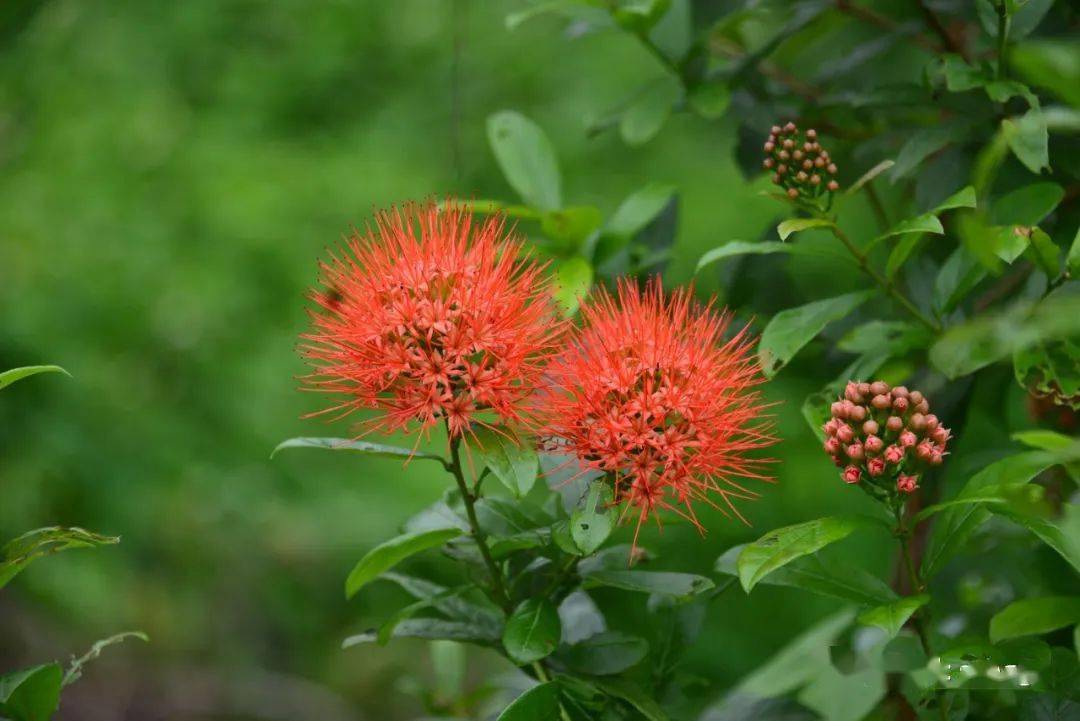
left=532, top=663, right=573, bottom=721
left=447, top=429, right=512, bottom=613
left=995, top=2, right=1010, bottom=79
left=829, top=225, right=942, bottom=331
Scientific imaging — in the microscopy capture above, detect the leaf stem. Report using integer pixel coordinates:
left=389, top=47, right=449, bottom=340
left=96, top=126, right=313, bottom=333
left=995, top=1, right=1010, bottom=79
left=531, top=663, right=573, bottom=721
left=828, top=224, right=942, bottom=331
left=447, top=428, right=512, bottom=613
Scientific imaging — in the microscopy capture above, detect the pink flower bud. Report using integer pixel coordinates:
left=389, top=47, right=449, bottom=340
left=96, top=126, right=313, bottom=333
left=824, top=438, right=841, bottom=455
left=892, top=396, right=909, bottom=413
left=868, top=457, right=885, bottom=477
left=909, top=413, right=926, bottom=431
left=831, top=401, right=845, bottom=417
left=925, top=414, right=939, bottom=431
left=931, top=426, right=949, bottom=445
left=870, top=381, right=890, bottom=396
left=823, top=419, right=839, bottom=435
left=849, top=405, right=867, bottom=422
left=900, top=430, right=917, bottom=448
left=865, top=435, right=884, bottom=454
left=916, top=441, right=934, bottom=461
left=886, top=416, right=903, bottom=432
left=897, top=474, right=918, bottom=493
left=885, top=445, right=904, bottom=464
left=846, top=443, right=864, bottom=461
left=862, top=420, right=879, bottom=436
left=837, top=425, right=854, bottom=443
left=891, top=386, right=909, bottom=398
left=857, top=382, right=871, bottom=395
left=872, top=394, right=891, bottom=410
left=930, top=450, right=944, bottom=466
left=845, top=382, right=862, bottom=402
left=842, top=466, right=861, bottom=484
left=915, top=400, right=929, bottom=415
left=909, top=391, right=924, bottom=406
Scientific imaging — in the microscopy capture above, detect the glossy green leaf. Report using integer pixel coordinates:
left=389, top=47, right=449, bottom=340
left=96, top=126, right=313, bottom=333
left=886, top=232, right=925, bottom=279
left=497, top=682, right=560, bottom=721
left=991, top=183, right=1064, bottom=226
left=942, top=55, right=987, bottom=92
left=540, top=205, right=603, bottom=246
left=776, top=217, right=834, bottom=241
left=735, top=610, right=856, bottom=698
left=553, top=257, right=593, bottom=316
left=737, top=516, right=871, bottom=592
left=379, top=573, right=503, bottom=633
left=758, top=291, right=875, bottom=377
left=933, top=246, right=987, bottom=314
left=934, top=185, right=977, bottom=212
left=837, top=320, right=932, bottom=356
left=875, top=212, right=944, bottom=243
left=570, top=480, right=614, bottom=555
left=912, top=483, right=1018, bottom=523
left=858, top=595, right=929, bottom=639
left=1003, top=108, right=1050, bottom=174
left=343, top=617, right=500, bottom=648
left=556, top=631, right=648, bottom=675
left=487, top=110, right=562, bottom=210
left=696, top=240, right=849, bottom=273
left=990, top=597, right=1080, bottom=644
left=619, top=79, right=680, bottom=146
left=591, top=677, right=669, bottom=721
left=0, top=365, right=70, bottom=391
left=1068, top=224, right=1080, bottom=277
left=345, top=528, right=462, bottom=599
left=990, top=503, right=1080, bottom=574
left=0, top=527, right=119, bottom=591
left=470, top=426, right=538, bottom=498
left=270, top=437, right=446, bottom=464
left=687, top=80, right=731, bottom=119
left=922, top=450, right=1077, bottom=578
left=582, top=569, right=714, bottom=601
left=1012, top=430, right=1077, bottom=451
left=716, top=546, right=896, bottom=606
left=605, top=183, right=676, bottom=239
left=503, top=598, right=561, bottom=664
left=0, top=664, right=63, bottom=721
left=890, top=125, right=965, bottom=181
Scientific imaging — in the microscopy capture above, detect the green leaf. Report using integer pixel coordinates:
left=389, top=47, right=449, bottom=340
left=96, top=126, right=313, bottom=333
left=503, top=598, right=561, bottom=664
left=875, top=212, right=944, bottom=243
left=990, top=597, right=1080, bottom=644
left=270, top=437, right=446, bottom=464
left=934, top=185, right=978, bottom=213
left=1013, top=430, right=1077, bottom=451
left=345, top=528, right=462, bottom=599
left=343, top=618, right=499, bottom=648
left=469, top=426, right=538, bottom=498
left=604, top=183, right=676, bottom=239
left=911, top=483, right=1017, bottom=523
left=556, top=631, right=649, bottom=675
left=845, top=160, right=895, bottom=196
left=553, top=257, right=593, bottom=316
left=487, top=110, right=562, bottom=211
left=735, top=610, right=856, bottom=698
left=837, top=320, right=932, bottom=356
left=922, top=450, right=1078, bottom=578
left=930, top=292, right=1080, bottom=379
left=582, top=569, right=714, bottom=601
left=591, top=677, right=669, bottom=721
left=497, top=682, right=561, bottom=721
left=858, top=595, right=929, bottom=639
left=716, top=546, right=897, bottom=606
left=933, top=246, right=987, bottom=314
left=890, top=125, right=966, bottom=181
left=992, top=182, right=1065, bottom=226
left=736, top=516, right=872, bottom=592
left=758, top=291, right=876, bottom=377
left=540, top=206, right=603, bottom=246
left=63, top=632, right=148, bottom=687
left=990, top=503, right=1080, bottom=574
left=942, top=55, right=988, bottom=92
left=797, top=662, right=885, bottom=721
left=1070, top=224, right=1080, bottom=277
left=619, top=79, right=681, bottom=146
left=0, top=527, right=119, bottom=591
left=0, top=664, right=63, bottom=721
left=0, top=365, right=70, bottom=391
left=696, top=240, right=850, bottom=273
left=1003, top=108, right=1050, bottom=174
left=777, top=217, right=834, bottom=241
left=886, top=232, right=926, bottom=279
left=687, top=80, right=731, bottom=119
left=570, top=480, right=614, bottom=555
left=379, top=573, right=503, bottom=633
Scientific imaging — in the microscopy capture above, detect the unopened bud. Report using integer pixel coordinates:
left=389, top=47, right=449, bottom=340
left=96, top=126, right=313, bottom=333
left=899, top=430, right=917, bottom=448
left=810, top=175, right=821, bottom=185
left=885, top=445, right=904, bottom=464
left=824, top=438, right=841, bottom=455
left=870, top=381, right=890, bottom=396
left=847, top=443, right=864, bottom=461
left=916, top=441, right=934, bottom=461
left=897, top=474, right=918, bottom=493
left=872, top=394, right=891, bottom=410
left=862, top=419, right=879, bottom=435
left=787, top=188, right=799, bottom=199
left=886, top=416, right=903, bottom=432
left=837, top=425, right=854, bottom=443
left=892, top=386, right=909, bottom=398
left=845, top=382, right=862, bottom=402
left=843, top=466, right=861, bottom=484
left=849, top=404, right=866, bottom=422
left=827, top=163, right=837, bottom=174
left=893, top=396, right=909, bottom=413
left=827, top=180, right=839, bottom=191
left=909, top=413, right=926, bottom=431
left=865, top=435, right=884, bottom=454
left=868, top=457, right=885, bottom=476
left=764, top=142, right=775, bottom=152
left=807, top=129, right=817, bottom=139
left=909, top=391, right=924, bottom=405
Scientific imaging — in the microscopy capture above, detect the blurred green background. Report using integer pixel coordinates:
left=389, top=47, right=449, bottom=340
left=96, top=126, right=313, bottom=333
left=0, top=1, right=897, bottom=718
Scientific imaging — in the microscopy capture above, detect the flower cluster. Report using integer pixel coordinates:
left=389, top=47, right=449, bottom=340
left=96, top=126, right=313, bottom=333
left=541, top=280, right=776, bottom=542
left=763, top=122, right=839, bottom=202
left=823, top=380, right=950, bottom=494
left=302, top=202, right=562, bottom=438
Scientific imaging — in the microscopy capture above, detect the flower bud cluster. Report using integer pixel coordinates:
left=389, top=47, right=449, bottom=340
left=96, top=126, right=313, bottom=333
left=822, top=380, right=950, bottom=495
left=763, top=122, right=839, bottom=201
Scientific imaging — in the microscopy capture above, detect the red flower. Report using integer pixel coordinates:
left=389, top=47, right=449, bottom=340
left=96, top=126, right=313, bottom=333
left=539, top=279, right=775, bottom=546
left=301, top=201, right=562, bottom=439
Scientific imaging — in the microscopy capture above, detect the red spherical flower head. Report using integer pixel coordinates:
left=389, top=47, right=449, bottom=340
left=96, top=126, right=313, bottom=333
left=540, top=279, right=776, bottom=548
left=822, top=379, right=951, bottom=493
left=301, top=201, right=563, bottom=440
